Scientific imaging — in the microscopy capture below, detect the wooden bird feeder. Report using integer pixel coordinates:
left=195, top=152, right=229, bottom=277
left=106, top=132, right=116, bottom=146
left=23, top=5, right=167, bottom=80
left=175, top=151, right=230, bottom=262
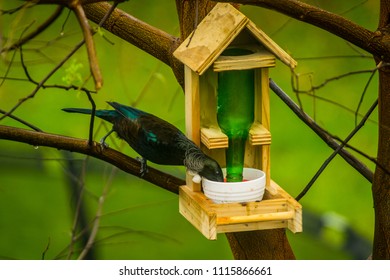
left=173, top=3, right=302, bottom=240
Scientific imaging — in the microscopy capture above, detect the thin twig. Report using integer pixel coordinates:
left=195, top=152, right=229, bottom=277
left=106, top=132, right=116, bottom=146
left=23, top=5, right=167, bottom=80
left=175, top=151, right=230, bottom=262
left=355, top=62, right=383, bottom=126
left=297, top=91, right=377, bottom=125
left=0, top=18, right=33, bottom=87
left=19, top=44, right=38, bottom=85
left=296, top=54, right=372, bottom=61
left=130, top=62, right=163, bottom=106
left=66, top=156, right=88, bottom=260
left=83, top=0, right=121, bottom=145
left=0, top=1, right=35, bottom=15
left=329, top=133, right=389, bottom=176
left=339, top=0, right=368, bottom=16
left=41, top=238, right=51, bottom=260
left=71, top=1, right=102, bottom=90
left=77, top=165, right=117, bottom=260
left=0, top=6, right=64, bottom=54
left=295, top=98, right=378, bottom=201
left=83, top=90, right=96, bottom=145
left=0, top=109, right=43, bottom=132
left=292, top=68, right=375, bottom=94
left=0, top=39, right=85, bottom=121
left=186, top=0, right=199, bottom=47
left=0, top=1, right=119, bottom=122
left=270, top=79, right=374, bottom=184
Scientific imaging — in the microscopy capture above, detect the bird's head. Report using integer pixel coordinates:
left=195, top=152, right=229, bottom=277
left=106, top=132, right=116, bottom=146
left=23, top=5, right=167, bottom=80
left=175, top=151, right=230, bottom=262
left=198, top=156, right=224, bottom=182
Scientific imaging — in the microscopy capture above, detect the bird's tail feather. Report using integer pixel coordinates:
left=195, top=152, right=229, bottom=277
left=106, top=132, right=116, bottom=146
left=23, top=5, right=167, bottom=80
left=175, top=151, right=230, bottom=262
left=62, top=108, right=118, bottom=123
left=62, top=108, right=92, bottom=115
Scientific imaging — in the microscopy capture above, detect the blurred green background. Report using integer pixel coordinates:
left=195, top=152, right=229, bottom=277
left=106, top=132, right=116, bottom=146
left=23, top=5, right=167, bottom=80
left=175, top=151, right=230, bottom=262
left=0, top=1, right=378, bottom=259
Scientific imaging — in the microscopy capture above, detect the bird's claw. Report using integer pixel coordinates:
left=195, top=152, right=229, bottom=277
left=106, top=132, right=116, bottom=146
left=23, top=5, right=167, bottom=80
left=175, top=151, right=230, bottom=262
left=137, top=157, right=148, bottom=177
left=99, top=129, right=114, bottom=151
left=99, top=138, right=109, bottom=150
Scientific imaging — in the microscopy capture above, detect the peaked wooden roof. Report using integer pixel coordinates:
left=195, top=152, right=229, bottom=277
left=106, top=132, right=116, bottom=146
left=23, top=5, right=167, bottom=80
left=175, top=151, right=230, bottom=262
left=173, top=3, right=297, bottom=75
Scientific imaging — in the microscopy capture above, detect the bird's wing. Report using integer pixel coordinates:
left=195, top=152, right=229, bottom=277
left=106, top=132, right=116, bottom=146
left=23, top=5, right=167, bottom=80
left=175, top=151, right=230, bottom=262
left=107, top=101, right=150, bottom=121
left=137, top=114, right=187, bottom=165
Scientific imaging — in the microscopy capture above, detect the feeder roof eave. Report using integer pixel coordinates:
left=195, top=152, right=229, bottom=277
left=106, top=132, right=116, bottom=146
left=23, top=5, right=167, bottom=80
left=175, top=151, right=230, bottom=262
left=173, top=3, right=297, bottom=75
left=245, top=21, right=297, bottom=69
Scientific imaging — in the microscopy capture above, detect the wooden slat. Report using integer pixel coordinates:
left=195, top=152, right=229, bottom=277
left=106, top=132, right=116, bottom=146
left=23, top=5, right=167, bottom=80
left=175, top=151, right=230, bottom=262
left=213, top=197, right=289, bottom=217
left=217, top=210, right=295, bottom=225
left=270, top=181, right=302, bottom=232
left=246, top=21, right=297, bottom=69
left=185, top=65, right=200, bottom=144
left=260, top=68, right=271, bottom=130
left=217, top=220, right=287, bottom=233
left=173, top=3, right=249, bottom=75
left=249, top=122, right=271, bottom=146
left=184, top=65, right=201, bottom=191
left=288, top=203, right=303, bottom=233
left=213, top=48, right=275, bottom=72
left=201, top=127, right=228, bottom=149
left=179, top=186, right=217, bottom=240
left=178, top=180, right=302, bottom=239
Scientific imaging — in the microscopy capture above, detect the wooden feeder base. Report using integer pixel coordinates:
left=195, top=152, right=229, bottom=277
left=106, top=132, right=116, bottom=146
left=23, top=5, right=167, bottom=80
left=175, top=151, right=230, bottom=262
left=179, top=181, right=302, bottom=240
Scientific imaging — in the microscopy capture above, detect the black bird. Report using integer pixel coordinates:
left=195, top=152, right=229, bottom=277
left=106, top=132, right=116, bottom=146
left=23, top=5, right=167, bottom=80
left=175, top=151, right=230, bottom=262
left=62, top=102, right=224, bottom=182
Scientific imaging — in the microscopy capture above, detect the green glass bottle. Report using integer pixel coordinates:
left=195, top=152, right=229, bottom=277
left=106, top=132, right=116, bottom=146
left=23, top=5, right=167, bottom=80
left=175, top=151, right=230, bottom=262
left=217, top=48, right=255, bottom=182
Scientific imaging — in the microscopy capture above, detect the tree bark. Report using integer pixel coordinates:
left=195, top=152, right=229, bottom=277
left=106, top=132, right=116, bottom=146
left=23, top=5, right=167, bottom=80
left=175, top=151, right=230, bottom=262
left=176, top=0, right=218, bottom=39
left=216, top=0, right=390, bottom=61
left=372, top=0, right=390, bottom=260
left=226, top=230, right=295, bottom=259
left=0, top=125, right=184, bottom=194
left=83, top=2, right=184, bottom=86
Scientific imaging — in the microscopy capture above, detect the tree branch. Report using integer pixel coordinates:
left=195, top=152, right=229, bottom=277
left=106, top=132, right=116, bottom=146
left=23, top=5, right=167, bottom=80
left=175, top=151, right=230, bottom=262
left=0, top=125, right=184, bottom=194
left=270, top=79, right=374, bottom=184
left=0, top=6, right=65, bottom=54
left=82, top=2, right=184, bottom=87
left=23, top=0, right=110, bottom=5
left=295, top=97, right=378, bottom=201
left=176, top=0, right=219, bottom=40
left=215, top=0, right=390, bottom=61
left=71, top=0, right=103, bottom=90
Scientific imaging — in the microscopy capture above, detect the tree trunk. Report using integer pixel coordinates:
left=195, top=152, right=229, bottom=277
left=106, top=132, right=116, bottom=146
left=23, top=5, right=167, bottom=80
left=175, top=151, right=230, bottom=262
left=372, top=69, right=390, bottom=259
left=226, top=230, right=295, bottom=259
left=372, top=0, right=390, bottom=259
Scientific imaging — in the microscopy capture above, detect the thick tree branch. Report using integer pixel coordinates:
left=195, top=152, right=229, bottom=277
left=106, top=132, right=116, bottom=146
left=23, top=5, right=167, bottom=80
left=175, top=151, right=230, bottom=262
left=0, top=125, right=184, bottom=194
left=372, top=0, right=390, bottom=260
left=23, top=0, right=110, bottom=5
left=215, top=0, right=390, bottom=61
left=176, top=0, right=218, bottom=40
left=82, top=2, right=184, bottom=87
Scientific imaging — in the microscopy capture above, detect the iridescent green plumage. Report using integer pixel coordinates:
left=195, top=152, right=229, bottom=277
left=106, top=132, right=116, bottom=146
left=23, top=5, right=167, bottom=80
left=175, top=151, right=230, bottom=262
left=62, top=102, right=223, bottom=182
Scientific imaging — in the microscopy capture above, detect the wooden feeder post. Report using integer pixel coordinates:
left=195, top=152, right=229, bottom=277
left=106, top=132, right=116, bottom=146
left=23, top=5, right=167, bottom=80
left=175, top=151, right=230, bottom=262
left=174, top=3, right=302, bottom=240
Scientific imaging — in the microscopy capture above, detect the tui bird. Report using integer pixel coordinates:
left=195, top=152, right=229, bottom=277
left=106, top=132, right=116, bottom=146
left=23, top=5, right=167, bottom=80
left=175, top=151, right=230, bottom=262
left=62, top=102, right=224, bottom=182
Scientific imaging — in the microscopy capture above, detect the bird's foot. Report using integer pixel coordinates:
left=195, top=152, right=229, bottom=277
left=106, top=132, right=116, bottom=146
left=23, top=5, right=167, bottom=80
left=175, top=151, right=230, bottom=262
left=137, top=157, right=148, bottom=177
left=99, top=129, right=114, bottom=151
left=99, top=138, right=109, bottom=150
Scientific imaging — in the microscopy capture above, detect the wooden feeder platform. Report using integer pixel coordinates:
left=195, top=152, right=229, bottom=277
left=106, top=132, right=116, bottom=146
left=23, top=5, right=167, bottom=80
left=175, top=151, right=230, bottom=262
left=179, top=181, right=302, bottom=240
left=174, top=3, right=302, bottom=240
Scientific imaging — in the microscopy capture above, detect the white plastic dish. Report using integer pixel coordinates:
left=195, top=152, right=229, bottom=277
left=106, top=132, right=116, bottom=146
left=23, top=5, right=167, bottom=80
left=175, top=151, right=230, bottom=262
left=202, top=168, right=266, bottom=204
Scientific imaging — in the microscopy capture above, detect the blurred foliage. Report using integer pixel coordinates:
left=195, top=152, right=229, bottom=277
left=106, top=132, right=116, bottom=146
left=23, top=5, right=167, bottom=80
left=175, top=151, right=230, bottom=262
left=0, top=0, right=379, bottom=259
